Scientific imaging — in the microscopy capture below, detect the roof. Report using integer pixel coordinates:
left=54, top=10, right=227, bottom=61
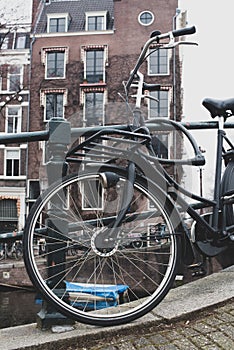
left=35, top=0, right=115, bottom=33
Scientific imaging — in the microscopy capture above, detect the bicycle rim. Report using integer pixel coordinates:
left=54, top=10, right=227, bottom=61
left=221, top=161, right=234, bottom=227
left=23, top=169, right=180, bottom=326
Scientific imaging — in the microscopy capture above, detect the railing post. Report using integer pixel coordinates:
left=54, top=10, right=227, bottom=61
left=37, top=118, right=75, bottom=330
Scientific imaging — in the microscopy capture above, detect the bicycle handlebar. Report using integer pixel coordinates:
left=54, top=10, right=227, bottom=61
left=172, top=25, right=196, bottom=38
left=125, top=26, right=196, bottom=91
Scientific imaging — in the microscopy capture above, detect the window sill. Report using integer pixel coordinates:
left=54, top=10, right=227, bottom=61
left=80, top=81, right=106, bottom=87
left=0, top=176, right=26, bottom=180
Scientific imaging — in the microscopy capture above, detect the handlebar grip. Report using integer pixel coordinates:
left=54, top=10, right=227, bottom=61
left=172, top=26, right=196, bottom=38
left=143, top=83, right=161, bottom=91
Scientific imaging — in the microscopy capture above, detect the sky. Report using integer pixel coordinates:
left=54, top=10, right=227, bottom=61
left=178, top=0, right=234, bottom=196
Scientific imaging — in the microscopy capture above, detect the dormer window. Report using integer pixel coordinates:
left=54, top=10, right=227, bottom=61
left=47, top=13, right=70, bottom=33
left=85, top=11, right=108, bottom=31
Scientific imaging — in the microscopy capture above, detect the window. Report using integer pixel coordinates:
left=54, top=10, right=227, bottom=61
left=84, top=92, right=104, bottom=126
left=46, top=51, right=65, bottom=78
left=15, top=35, right=26, bottom=49
left=45, top=93, right=64, bottom=120
left=85, top=50, right=104, bottom=83
left=5, top=149, right=20, bottom=176
left=88, top=16, right=104, bottom=30
left=149, top=90, right=169, bottom=118
left=49, top=18, right=66, bottom=32
left=0, top=34, right=9, bottom=49
left=15, top=34, right=28, bottom=49
left=148, top=48, right=169, bottom=75
left=28, top=180, right=40, bottom=200
left=151, top=134, right=169, bottom=158
left=86, top=11, right=107, bottom=31
left=47, top=14, right=70, bottom=33
left=27, top=180, right=40, bottom=213
left=0, top=199, right=18, bottom=233
left=81, top=179, right=104, bottom=210
left=7, top=65, right=23, bottom=92
left=0, top=32, right=29, bottom=50
left=6, top=106, right=21, bottom=133
left=138, top=11, right=154, bottom=26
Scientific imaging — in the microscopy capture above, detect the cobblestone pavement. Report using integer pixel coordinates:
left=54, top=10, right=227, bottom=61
left=68, top=300, right=234, bottom=350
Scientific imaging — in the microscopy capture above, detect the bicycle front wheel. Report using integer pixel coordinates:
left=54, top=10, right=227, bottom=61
left=23, top=168, right=181, bottom=326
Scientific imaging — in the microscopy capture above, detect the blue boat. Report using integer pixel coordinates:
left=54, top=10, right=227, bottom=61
left=36, top=282, right=129, bottom=311
left=66, top=282, right=129, bottom=310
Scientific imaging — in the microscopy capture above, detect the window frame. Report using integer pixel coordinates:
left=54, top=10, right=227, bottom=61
left=83, top=90, right=105, bottom=127
left=6, top=106, right=22, bottom=133
left=47, top=13, right=70, bottom=33
left=14, top=34, right=27, bottom=49
left=7, top=65, right=23, bottom=92
left=45, top=50, right=66, bottom=79
left=85, top=11, right=107, bottom=31
left=148, top=47, right=169, bottom=76
left=138, top=11, right=154, bottom=26
left=45, top=93, right=64, bottom=121
left=149, top=90, right=169, bottom=119
left=40, top=89, right=67, bottom=121
left=85, top=49, right=105, bottom=83
left=5, top=148, right=21, bottom=177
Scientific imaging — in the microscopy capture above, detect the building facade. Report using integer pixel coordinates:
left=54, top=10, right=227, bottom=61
left=0, top=0, right=183, bottom=232
left=0, top=2, right=32, bottom=233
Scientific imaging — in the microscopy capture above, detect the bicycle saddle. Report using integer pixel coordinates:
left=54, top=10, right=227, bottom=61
left=202, top=97, right=234, bottom=119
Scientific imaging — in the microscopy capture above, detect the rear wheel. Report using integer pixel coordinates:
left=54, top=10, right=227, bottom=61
left=221, top=160, right=234, bottom=231
left=23, top=168, right=181, bottom=326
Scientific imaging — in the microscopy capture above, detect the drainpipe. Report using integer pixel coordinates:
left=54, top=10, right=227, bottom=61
left=172, top=8, right=181, bottom=176
left=173, top=8, right=181, bottom=121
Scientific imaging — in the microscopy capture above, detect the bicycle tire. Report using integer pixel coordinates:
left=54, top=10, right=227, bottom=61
left=221, top=159, right=234, bottom=228
left=23, top=167, right=181, bottom=326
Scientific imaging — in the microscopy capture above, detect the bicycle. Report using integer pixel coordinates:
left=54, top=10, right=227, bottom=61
left=0, top=239, right=23, bottom=260
left=22, top=25, right=234, bottom=326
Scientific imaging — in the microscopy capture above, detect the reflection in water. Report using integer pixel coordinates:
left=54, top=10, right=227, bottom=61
left=0, top=290, right=40, bottom=329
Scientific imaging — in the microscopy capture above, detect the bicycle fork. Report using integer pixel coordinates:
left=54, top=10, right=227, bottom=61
left=94, top=162, right=136, bottom=250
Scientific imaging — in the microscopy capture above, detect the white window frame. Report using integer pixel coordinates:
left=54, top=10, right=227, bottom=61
left=5, top=148, right=20, bottom=177
left=7, top=65, right=23, bottom=92
left=148, top=89, right=170, bottom=119
left=40, top=89, right=67, bottom=121
left=85, top=49, right=105, bottom=83
left=85, top=11, right=107, bottom=31
left=15, top=34, right=26, bottom=49
left=148, top=48, right=170, bottom=76
left=138, top=11, right=154, bottom=26
left=47, top=13, right=70, bottom=33
left=6, top=106, right=22, bottom=133
left=45, top=50, right=66, bottom=79
left=83, top=90, right=105, bottom=126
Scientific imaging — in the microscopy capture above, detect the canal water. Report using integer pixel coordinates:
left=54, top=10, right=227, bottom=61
left=0, top=289, right=41, bottom=329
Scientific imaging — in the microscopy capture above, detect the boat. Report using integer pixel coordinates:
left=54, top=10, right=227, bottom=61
left=36, top=282, right=129, bottom=311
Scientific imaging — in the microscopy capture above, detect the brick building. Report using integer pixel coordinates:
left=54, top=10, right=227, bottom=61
left=0, top=2, right=32, bottom=233
left=0, top=0, right=184, bottom=231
